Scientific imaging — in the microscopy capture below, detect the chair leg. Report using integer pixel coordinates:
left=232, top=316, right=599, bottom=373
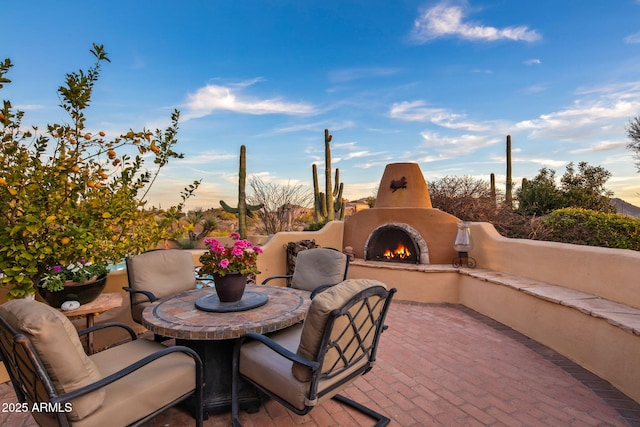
left=333, top=394, right=390, bottom=427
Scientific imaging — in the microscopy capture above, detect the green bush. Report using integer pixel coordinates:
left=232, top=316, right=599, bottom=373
left=304, top=220, right=328, bottom=231
left=541, top=208, right=640, bottom=250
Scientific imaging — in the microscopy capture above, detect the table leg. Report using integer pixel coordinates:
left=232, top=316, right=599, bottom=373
left=177, top=338, right=262, bottom=416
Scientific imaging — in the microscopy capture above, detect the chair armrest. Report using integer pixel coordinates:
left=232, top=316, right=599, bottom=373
left=77, top=322, right=137, bottom=342
left=50, top=345, right=203, bottom=404
left=260, top=275, right=293, bottom=286
left=122, top=286, right=158, bottom=303
left=309, top=284, right=336, bottom=299
left=237, top=332, right=319, bottom=370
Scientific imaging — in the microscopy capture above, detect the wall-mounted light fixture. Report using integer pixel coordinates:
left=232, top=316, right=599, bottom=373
left=452, top=221, right=476, bottom=268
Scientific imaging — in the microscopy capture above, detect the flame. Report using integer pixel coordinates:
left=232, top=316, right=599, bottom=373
left=383, top=243, right=412, bottom=260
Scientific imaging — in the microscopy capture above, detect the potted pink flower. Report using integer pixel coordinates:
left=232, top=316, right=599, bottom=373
left=198, top=233, right=262, bottom=301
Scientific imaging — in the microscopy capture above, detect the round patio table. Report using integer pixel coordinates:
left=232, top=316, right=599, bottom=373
left=142, top=285, right=310, bottom=415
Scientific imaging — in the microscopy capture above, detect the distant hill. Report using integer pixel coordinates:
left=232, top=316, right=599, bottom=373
left=611, top=198, right=640, bottom=218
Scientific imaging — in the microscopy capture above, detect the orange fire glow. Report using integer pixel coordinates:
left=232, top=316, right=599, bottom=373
left=383, top=243, right=412, bottom=260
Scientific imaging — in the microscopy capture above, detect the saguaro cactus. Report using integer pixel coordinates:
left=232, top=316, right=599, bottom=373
left=312, top=129, right=345, bottom=222
left=220, top=145, right=263, bottom=239
left=505, top=134, right=513, bottom=209
left=490, top=173, right=496, bottom=206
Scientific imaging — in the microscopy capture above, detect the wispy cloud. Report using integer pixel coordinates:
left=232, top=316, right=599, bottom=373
left=419, top=131, right=500, bottom=156
left=515, top=83, right=640, bottom=140
left=624, top=32, right=640, bottom=44
left=177, top=151, right=237, bottom=165
left=328, top=67, right=400, bottom=83
left=570, top=140, right=628, bottom=154
left=410, top=2, right=541, bottom=43
left=524, top=58, right=541, bottom=65
left=182, top=79, right=317, bottom=119
left=389, top=100, right=492, bottom=132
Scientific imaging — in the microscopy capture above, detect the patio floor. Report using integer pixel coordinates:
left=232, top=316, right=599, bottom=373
left=1, top=302, right=639, bottom=426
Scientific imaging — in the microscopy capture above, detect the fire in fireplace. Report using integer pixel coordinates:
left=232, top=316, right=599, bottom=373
left=383, top=242, right=412, bottom=261
left=365, top=223, right=424, bottom=264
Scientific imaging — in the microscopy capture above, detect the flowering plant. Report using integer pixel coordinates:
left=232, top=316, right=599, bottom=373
left=199, top=233, right=262, bottom=277
left=41, top=261, right=109, bottom=292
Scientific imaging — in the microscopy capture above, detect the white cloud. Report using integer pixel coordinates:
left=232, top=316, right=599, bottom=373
left=178, top=151, right=237, bottom=165
left=328, top=67, right=400, bottom=83
left=570, top=140, right=628, bottom=154
left=524, top=58, right=541, bottom=65
left=419, top=130, right=500, bottom=156
left=390, top=100, right=492, bottom=132
left=515, top=90, right=640, bottom=140
left=410, top=2, right=541, bottom=43
left=624, top=32, right=640, bottom=44
left=182, top=79, right=317, bottom=119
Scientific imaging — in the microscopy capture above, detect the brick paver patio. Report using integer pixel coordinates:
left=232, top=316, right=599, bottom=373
left=1, top=302, right=639, bottom=426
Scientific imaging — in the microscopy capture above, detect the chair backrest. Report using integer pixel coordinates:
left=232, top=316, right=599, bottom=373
left=0, top=299, right=106, bottom=426
left=290, top=248, right=349, bottom=292
left=291, top=279, right=395, bottom=396
left=125, top=249, right=197, bottom=323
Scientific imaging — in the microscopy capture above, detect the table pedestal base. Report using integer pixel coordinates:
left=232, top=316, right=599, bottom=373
left=178, top=338, right=262, bottom=415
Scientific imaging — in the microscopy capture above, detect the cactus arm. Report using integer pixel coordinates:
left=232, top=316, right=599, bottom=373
left=220, top=200, right=239, bottom=214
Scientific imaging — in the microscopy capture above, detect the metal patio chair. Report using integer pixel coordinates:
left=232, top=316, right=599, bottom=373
left=0, top=298, right=204, bottom=427
left=123, top=249, right=197, bottom=329
left=232, top=278, right=396, bottom=427
left=261, top=247, right=350, bottom=296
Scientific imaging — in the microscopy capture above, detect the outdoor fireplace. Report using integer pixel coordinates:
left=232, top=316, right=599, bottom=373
left=344, top=162, right=460, bottom=265
left=365, top=223, right=429, bottom=264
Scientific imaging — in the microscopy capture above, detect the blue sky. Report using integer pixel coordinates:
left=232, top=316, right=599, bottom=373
left=4, top=0, right=640, bottom=210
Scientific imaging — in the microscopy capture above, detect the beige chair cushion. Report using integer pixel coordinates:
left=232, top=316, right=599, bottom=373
left=292, top=278, right=387, bottom=381
left=241, top=321, right=374, bottom=411
left=0, top=299, right=105, bottom=421
left=77, top=339, right=196, bottom=427
left=127, top=250, right=196, bottom=322
left=290, top=248, right=347, bottom=292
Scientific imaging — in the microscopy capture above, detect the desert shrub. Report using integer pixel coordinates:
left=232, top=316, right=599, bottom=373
left=539, top=208, right=640, bottom=250
left=304, top=220, right=328, bottom=231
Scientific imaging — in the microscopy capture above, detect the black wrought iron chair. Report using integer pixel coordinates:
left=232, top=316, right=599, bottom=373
left=261, top=247, right=350, bottom=295
left=232, top=279, right=396, bottom=427
left=123, top=249, right=198, bottom=329
left=0, top=298, right=204, bottom=427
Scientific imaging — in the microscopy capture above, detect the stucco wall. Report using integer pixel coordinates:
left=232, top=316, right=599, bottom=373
left=469, top=222, right=640, bottom=309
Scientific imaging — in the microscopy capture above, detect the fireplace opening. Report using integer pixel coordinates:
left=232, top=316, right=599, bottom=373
left=365, top=225, right=420, bottom=264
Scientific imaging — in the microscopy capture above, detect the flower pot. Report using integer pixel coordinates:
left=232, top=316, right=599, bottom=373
left=37, top=274, right=108, bottom=308
left=213, top=272, right=248, bottom=302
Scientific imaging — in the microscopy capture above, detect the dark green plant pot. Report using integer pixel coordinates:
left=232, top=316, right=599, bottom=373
left=37, top=274, right=108, bottom=308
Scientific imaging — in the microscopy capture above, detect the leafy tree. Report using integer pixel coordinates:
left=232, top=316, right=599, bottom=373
left=560, top=162, right=614, bottom=213
left=516, top=168, right=564, bottom=215
left=515, top=162, right=614, bottom=216
left=626, top=116, right=640, bottom=171
left=0, top=44, right=199, bottom=298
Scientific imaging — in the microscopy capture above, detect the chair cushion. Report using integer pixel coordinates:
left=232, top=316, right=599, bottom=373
left=78, top=339, right=196, bottom=427
left=127, top=250, right=196, bottom=306
left=241, top=322, right=374, bottom=411
left=292, top=278, right=387, bottom=381
left=290, top=248, right=347, bottom=292
left=0, top=299, right=105, bottom=421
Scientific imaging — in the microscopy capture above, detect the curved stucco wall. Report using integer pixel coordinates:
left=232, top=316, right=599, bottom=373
left=469, top=222, right=640, bottom=309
